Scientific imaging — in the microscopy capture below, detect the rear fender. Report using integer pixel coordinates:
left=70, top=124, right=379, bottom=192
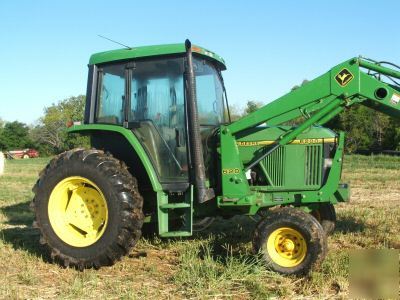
left=68, top=124, right=162, bottom=192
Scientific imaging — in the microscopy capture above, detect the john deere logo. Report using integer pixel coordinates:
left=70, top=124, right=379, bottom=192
left=335, top=69, right=354, bottom=86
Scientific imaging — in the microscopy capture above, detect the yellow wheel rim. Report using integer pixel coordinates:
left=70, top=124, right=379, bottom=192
left=266, top=227, right=307, bottom=268
left=48, top=176, right=108, bottom=247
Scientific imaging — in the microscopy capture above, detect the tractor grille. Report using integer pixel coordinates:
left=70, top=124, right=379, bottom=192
left=305, top=145, right=322, bottom=186
left=262, top=146, right=285, bottom=186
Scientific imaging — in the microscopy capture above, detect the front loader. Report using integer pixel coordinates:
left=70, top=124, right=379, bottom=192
left=32, top=40, right=400, bottom=275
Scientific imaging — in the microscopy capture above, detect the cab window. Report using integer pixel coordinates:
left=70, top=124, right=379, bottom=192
left=129, top=58, right=188, bottom=182
left=96, top=64, right=125, bottom=124
left=194, top=58, right=225, bottom=126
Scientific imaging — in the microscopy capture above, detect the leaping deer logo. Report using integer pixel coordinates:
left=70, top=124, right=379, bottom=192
left=336, top=69, right=354, bottom=86
left=338, top=73, right=350, bottom=83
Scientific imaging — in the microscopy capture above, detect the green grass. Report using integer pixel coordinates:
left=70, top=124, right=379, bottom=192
left=0, top=155, right=399, bottom=299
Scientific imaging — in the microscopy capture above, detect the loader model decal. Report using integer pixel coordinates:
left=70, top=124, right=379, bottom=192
left=222, top=168, right=240, bottom=175
left=335, top=68, right=354, bottom=86
left=236, top=137, right=336, bottom=147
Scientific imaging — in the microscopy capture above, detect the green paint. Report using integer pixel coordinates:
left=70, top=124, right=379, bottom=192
left=71, top=46, right=400, bottom=236
left=219, top=57, right=400, bottom=215
left=89, top=43, right=226, bottom=69
left=68, top=124, right=162, bottom=191
left=157, top=185, right=193, bottom=237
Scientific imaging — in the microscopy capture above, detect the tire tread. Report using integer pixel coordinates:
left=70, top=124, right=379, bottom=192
left=32, top=148, right=144, bottom=269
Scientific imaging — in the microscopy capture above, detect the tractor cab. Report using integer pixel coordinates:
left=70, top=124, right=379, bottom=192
left=84, top=44, right=228, bottom=186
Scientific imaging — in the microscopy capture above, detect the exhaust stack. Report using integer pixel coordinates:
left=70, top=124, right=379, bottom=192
left=185, top=39, right=215, bottom=203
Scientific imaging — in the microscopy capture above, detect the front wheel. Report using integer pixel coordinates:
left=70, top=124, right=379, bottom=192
left=32, top=149, right=144, bottom=269
left=253, top=207, right=327, bottom=275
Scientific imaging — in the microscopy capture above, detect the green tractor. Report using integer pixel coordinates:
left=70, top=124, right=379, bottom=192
left=32, top=40, right=400, bottom=275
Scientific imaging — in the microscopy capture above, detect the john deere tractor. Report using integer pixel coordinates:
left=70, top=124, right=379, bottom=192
left=32, top=40, right=400, bottom=275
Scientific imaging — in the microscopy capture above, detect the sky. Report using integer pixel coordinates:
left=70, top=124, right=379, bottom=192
left=1, top=0, right=399, bottom=124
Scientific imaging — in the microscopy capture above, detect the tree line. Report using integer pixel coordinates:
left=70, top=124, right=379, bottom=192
left=0, top=96, right=89, bottom=156
left=231, top=100, right=400, bottom=152
left=0, top=96, right=399, bottom=156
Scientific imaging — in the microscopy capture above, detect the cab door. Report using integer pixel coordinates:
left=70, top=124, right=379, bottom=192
left=127, top=57, right=189, bottom=184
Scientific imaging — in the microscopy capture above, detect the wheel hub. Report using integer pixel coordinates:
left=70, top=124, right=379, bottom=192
left=281, top=239, right=295, bottom=252
left=266, top=227, right=307, bottom=267
left=48, top=176, right=108, bottom=247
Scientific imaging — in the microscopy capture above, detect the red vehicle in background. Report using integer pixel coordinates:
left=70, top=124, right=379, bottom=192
left=6, top=149, right=39, bottom=159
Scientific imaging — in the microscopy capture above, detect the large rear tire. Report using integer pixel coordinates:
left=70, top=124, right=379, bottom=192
left=253, top=207, right=327, bottom=275
left=32, top=149, right=144, bottom=269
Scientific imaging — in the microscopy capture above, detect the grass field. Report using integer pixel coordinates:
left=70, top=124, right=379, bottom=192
left=0, top=155, right=399, bottom=299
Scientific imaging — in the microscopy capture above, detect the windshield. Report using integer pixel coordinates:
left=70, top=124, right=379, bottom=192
left=193, top=58, right=227, bottom=125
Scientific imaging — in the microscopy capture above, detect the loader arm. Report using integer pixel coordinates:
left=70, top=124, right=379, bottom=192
left=228, top=57, right=400, bottom=135
left=220, top=57, right=400, bottom=199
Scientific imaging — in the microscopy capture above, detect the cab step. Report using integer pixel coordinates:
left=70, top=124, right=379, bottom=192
left=157, top=185, right=193, bottom=237
left=160, top=231, right=192, bottom=237
left=160, top=203, right=191, bottom=209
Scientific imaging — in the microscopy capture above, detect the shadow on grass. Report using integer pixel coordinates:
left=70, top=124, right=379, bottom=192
left=141, top=215, right=258, bottom=264
left=1, top=201, right=33, bottom=226
left=335, top=216, right=366, bottom=233
left=192, top=216, right=257, bottom=263
left=0, top=201, right=50, bottom=262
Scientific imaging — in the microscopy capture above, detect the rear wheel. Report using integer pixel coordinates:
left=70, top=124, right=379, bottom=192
left=310, top=204, right=336, bottom=235
left=32, top=149, right=144, bottom=269
left=253, top=207, right=327, bottom=275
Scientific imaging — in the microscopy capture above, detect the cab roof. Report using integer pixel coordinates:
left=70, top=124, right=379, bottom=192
left=89, top=43, right=226, bottom=70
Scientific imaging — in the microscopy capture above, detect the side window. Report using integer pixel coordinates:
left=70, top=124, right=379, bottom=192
left=194, top=59, right=225, bottom=126
left=96, top=64, right=125, bottom=124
